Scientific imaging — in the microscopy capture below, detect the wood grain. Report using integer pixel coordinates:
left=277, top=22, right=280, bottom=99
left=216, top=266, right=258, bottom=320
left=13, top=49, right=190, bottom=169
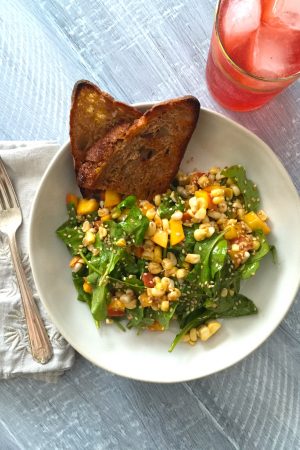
left=0, top=0, right=299, bottom=448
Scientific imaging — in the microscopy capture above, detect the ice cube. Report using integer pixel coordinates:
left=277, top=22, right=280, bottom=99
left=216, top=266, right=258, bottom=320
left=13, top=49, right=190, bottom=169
left=220, top=0, right=262, bottom=53
left=262, top=0, right=300, bottom=31
left=248, top=23, right=300, bottom=77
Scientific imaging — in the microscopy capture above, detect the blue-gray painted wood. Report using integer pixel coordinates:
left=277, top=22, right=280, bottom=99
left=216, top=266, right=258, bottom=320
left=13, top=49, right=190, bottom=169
left=0, top=0, right=299, bottom=448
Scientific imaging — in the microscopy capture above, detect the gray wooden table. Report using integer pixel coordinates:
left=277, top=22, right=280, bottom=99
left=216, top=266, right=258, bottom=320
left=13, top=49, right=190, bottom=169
left=0, top=0, right=299, bottom=449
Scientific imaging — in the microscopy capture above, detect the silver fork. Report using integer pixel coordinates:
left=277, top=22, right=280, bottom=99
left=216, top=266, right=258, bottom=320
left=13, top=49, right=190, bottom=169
left=0, top=157, right=53, bottom=364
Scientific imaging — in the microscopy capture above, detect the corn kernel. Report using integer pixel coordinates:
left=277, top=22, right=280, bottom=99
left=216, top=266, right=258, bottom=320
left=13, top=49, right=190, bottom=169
left=211, top=188, right=224, bottom=197
left=167, top=288, right=181, bottom=301
left=146, top=208, right=156, bottom=220
left=162, top=218, right=170, bottom=231
left=151, top=287, right=165, bottom=298
left=116, top=238, right=126, bottom=247
left=232, top=185, right=241, bottom=196
left=154, top=194, right=161, bottom=206
left=212, top=196, right=225, bottom=205
left=197, top=325, right=210, bottom=341
left=162, top=258, right=174, bottom=270
left=198, top=175, right=209, bottom=188
left=207, top=320, right=221, bottom=336
left=139, top=293, right=152, bottom=307
left=160, top=300, right=170, bottom=312
left=160, top=277, right=171, bottom=290
left=171, top=210, right=183, bottom=221
left=83, top=230, right=96, bottom=246
left=98, top=226, right=107, bottom=240
left=146, top=221, right=157, bottom=237
left=98, top=207, right=110, bottom=217
left=194, top=207, right=207, bottom=221
left=148, top=262, right=162, bottom=274
left=189, top=328, right=198, bottom=342
left=194, top=228, right=206, bottom=241
left=153, top=246, right=162, bottom=263
left=176, top=268, right=188, bottom=279
left=185, top=253, right=200, bottom=264
left=82, top=220, right=91, bottom=232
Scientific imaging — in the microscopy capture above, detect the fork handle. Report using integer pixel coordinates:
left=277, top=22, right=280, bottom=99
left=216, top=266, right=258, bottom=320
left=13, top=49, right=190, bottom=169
left=8, top=233, right=53, bottom=364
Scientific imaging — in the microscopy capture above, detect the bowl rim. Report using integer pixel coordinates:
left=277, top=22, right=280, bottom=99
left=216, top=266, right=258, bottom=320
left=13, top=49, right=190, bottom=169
left=28, top=104, right=300, bottom=382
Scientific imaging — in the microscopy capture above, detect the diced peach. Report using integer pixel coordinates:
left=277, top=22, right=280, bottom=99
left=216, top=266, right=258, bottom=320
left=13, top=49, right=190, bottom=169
left=104, top=190, right=121, bottom=208
left=195, top=190, right=213, bottom=209
left=77, top=198, right=99, bottom=215
left=108, top=298, right=125, bottom=312
left=151, top=230, right=168, bottom=248
left=243, top=211, right=270, bottom=235
left=169, top=219, right=185, bottom=246
left=224, top=226, right=238, bottom=240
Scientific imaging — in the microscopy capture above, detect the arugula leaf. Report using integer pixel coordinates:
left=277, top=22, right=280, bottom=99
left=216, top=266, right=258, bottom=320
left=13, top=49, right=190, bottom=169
left=91, top=285, right=109, bottom=323
left=117, top=195, right=137, bottom=210
left=170, top=293, right=258, bottom=352
left=108, top=275, right=145, bottom=294
left=56, top=225, right=84, bottom=255
left=169, top=311, right=215, bottom=352
left=221, top=165, right=260, bottom=212
left=211, top=239, right=228, bottom=278
left=67, top=202, right=78, bottom=226
left=194, top=232, right=225, bottom=284
left=72, top=273, right=91, bottom=304
left=158, top=192, right=184, bottom=219
left=106, top=220, right=124, bottom=242
left=153, top=303, right=178, bottom=330
left=120, top=205, right=149, bottom=245
left=127, top=307, right=143, bottom=329
left=85, top=272, right=99, bottom=285
left=240, top=231, right=270, bottom=279
left=204, top=293, right=257, bottom=316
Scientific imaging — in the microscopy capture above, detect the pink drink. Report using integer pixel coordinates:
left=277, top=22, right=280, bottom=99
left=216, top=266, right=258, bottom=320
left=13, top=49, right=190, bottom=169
left=206, top=0, right=300, bottom=111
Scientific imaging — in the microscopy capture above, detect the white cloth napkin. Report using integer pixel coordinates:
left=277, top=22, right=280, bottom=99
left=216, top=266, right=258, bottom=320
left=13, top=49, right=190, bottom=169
left=0, top=142, right=75, bottom=381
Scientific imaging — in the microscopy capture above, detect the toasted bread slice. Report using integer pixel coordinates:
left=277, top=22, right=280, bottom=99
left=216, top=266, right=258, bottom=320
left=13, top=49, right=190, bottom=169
left=77, top=96, right=200, bottom=199
left=70, top=80, right=142, bottom=171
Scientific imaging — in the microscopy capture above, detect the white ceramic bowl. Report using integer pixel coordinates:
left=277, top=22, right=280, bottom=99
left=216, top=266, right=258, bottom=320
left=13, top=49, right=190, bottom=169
left=29, top=105, right=300, bottom=382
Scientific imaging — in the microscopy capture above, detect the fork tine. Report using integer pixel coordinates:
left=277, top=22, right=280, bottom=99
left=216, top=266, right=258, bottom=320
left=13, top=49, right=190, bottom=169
left=0, top=157, right=19, bottom=208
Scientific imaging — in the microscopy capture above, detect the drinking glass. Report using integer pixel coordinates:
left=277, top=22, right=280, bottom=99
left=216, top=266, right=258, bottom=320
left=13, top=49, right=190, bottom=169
left=206, top=0, right=300, bottom=111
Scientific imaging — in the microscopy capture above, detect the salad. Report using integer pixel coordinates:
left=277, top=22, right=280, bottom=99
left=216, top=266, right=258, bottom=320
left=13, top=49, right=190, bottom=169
left=57, top=165, right=273, bottom=351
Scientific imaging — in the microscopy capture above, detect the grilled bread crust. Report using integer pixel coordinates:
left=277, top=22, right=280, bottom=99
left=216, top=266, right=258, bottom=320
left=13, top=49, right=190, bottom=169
left=70, top=80, right=141, bottom=171
left=77, top=96, right=200, bottom=199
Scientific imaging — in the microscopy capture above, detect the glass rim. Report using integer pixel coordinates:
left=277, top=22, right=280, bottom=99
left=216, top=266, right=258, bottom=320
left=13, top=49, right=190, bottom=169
left=215, top=0, right=300, bottom=83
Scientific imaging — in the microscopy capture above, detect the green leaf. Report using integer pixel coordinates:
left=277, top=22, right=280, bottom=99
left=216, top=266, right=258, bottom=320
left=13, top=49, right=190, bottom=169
left=240, top=261, right=260, bottom=279
left=56, top=225, right=84, bottom=255
left=126, top=307, right=145, bottom=329
left=120, top=205, right=149, bottom=245
left=169, top=311, right=215, bottom=352
left=153, top=303, right=178, bottom=330
left=72, top=273, right=91, bottom=304
left=204, top=293, right=257, bottom=316
left=157, top=192, right=184, bottom=219
left=91, top=285, right=109, bottom=322
left=221, top=165, right=260, bottom=212
left=116, top=195, right=137, bottom=210
left=194, top=232, right=225, bottom=284
left=211, top=239, right=228, bottom=278
left=240, top=231, right=270, bottom=279
left=108, top=275, right=145, bottom=294
left=67, top=202, right=78, bottom=226
left=170, top=293, right=258, bottom=352
left=85, top=272, right=99, bottom=285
